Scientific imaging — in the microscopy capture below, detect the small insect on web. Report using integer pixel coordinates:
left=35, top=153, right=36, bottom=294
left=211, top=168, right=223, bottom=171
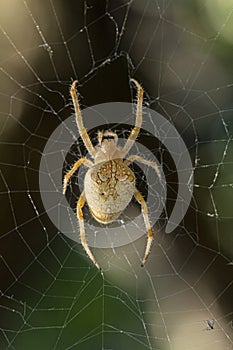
left=206, top=319, right=215, bottom=330
left=63, top=79, right=161, bottom=270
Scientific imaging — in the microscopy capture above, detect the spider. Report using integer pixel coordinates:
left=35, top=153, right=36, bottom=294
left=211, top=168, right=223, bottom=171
left=63, top=79, right=161, bottom=270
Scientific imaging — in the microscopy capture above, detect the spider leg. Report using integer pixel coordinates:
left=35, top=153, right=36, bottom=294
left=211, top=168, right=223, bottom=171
left=122, top=79, right=144, bottom=157
left=77, top=192, right=100, bottom=270
left=70, top=81, right=96, bottom=158
left=124, top=154, right=161, bottom=180
left=134, top=188, right=153, bottom=267
left=63, top=158, right=93, bottom=194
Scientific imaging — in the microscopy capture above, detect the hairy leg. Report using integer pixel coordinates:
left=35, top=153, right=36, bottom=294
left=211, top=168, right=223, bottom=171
left=122, top=79, right=144, bottom=157
left=70, top=81, right=96, bottom=158
left=77, top=192, right=100, bottom=270
left=63, top=158, right=93, bottom=194
left=134, top=189, right=154, bottom=266
left=124, top=154, right=161, bottom=180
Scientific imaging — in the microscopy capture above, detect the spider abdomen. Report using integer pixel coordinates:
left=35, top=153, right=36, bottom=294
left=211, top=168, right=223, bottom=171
left=84, top=159, right=135, bottom=224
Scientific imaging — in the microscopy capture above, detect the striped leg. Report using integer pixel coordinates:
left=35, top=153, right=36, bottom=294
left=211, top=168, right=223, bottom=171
left=63, top=158, right=93, bottom=194
left=122, top=79, right=144, bottom=157
left=134, top=189, right=154, bottom=266
left=124, top=154, right=161, bottom=180
left=70, top=81, right=96, bottom=158
left=77, top=192, right=100, bottom=270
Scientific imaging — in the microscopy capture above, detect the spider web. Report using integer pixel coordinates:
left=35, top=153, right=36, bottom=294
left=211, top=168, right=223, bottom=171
left=0, top=0, right=233, bottom=349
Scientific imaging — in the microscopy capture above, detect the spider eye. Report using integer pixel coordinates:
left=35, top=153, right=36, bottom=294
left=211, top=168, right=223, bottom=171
left=100, top=192, right=105, bottom=196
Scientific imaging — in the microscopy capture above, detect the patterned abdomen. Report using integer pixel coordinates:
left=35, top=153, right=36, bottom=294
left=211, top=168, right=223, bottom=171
left=84, top=158, right=135, bottom=223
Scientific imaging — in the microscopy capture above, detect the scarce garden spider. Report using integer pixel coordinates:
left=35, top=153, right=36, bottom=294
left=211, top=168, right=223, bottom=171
left=63, top=79, right=161, bottom=270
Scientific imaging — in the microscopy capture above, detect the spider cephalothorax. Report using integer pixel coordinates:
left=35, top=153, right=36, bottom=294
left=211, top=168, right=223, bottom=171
left=63, top=79, right=161, bottom=270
